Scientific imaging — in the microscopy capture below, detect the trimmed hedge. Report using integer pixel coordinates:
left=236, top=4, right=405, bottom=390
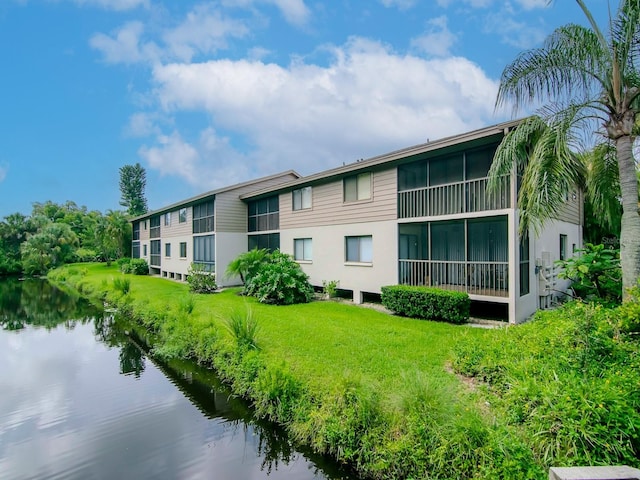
left=381, top=285, right=470, bottom=324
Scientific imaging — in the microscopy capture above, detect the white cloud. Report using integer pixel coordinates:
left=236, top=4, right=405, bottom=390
left=138, top=128, right=252, bottom=189
left=379, top=0, right=417, bottom=10
left=138, top=131, right=200, bottom=184
left=515, top=0, right=548, bottom=10
left=124, top=112, right=162, bottom=137
left=90, top=22, right=160, bottom=64
left=0, top=164, right=7, bottom=183
left=484, top=11, right=546, bottom=48
left=72, top=0, right=149, bottom=10
left=145, top=37, right=498, bottom=182
left=162, top=4, right=250, bottom=62
left=90, top=6, right=250, bottom=64
left=411, top=16, right=456, bottom=57
left=221, top=0, right=311, bottom=26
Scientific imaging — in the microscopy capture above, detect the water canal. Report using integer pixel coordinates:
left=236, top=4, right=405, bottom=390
left=0, top=279, right=351, bottom=480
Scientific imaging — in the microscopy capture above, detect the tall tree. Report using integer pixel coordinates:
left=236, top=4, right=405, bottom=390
left=119, top=163, right=148, bottom=217
left=490, top=0, right=640, bottom=299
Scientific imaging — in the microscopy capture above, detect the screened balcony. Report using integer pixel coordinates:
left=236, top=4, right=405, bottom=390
left=398, top=217, right=508, bottom=297
left=398, top=259, right=508, bottom=297
left=397, top=143, right=511, bottom=218
left=398, top=174, right=511, bottom=218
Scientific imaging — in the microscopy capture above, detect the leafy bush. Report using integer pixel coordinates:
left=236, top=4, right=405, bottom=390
left=225, top=248, right=269, bottom=290
left=186, top=262, right=218, bottom=293
left=118, top=257, right=132, bottom=273
left=245, top=251, right=314, bottom=305
left=322, top=279, right=340, bottom=299
left=381, top=285, right=470, bottom=324
left=129, top=258, right=149, bottom=275
left=74, top=248, right=98, bottom=263
left=557, top=243, right=621, bottom=305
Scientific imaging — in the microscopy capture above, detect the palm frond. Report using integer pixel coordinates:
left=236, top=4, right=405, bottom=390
left=496, top=24, right=606, bottom=114
left=488, top=116, right=545, bottom=194
left=584, top=143, right=622, bottom=232
left=509, top=111, right=586, bottom=235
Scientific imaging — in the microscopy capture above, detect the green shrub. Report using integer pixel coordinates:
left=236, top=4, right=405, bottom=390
left=74, top=248, right=98, bottom=263
left=118, top=257, right=132, bottom=273
left=381, top=285, right=470, bottom=324
left=452, top=302, right=640, bottom=470
left=617, top=286, right=640, bottom=335
left=112, top=275, right=131, bottom=295
left=225, top=248, right=270, bottom=289
left=322, top=279, right=340, bottom=298
left=129, top=258, right=149, bottom=275
left=246, top=251, right=314, bottom=305
left=186, top=263, right=218, bottom=293
left=178, top=294, right=196, bottom=315
left=557, top=243, right=621, bottom=305
left=225, top=307, right=260, bottom=350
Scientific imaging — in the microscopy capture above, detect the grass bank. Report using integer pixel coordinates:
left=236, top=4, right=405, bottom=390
left=49, top=263, right=639, bottom=479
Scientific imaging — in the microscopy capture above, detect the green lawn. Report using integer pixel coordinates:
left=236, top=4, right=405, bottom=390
left=59, top=262, right=487, bottom=402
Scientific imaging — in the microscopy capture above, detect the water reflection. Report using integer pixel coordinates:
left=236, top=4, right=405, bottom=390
left=0, top=278, right=102, bottom=330
left=0, top=279, right=351, bottom=480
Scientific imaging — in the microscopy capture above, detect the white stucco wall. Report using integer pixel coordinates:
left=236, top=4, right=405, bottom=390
left=216, top=232, right=248, bottom=287
left=279, top=220, right=398, bottom=303
left=158, top=234, right=193, bottom=279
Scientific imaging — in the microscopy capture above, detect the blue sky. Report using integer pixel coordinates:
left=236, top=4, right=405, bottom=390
left=0, top=0, right=611, bottom=218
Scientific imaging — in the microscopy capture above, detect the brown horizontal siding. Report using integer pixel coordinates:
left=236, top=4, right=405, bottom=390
left=162, top=208, right=192, bottom=237
left=554, top=190, right=582, bottom=225
left=139, top=222, right=149, bottom=241
left=280, top=169, right=397, bottom=229
left=217, top=172, right=299, bottom=232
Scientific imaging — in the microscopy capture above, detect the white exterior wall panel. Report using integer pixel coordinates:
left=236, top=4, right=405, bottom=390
left=280, top=220, right=398, bottom=302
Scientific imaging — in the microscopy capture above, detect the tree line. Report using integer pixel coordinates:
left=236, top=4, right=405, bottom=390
left=0, top=163, right=148, bottom=276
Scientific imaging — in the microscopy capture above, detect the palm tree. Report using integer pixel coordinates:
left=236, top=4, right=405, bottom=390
left=490, top=0, right=640, bottom=299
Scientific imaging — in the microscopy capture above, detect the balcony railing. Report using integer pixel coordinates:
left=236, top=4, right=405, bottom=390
left=399, top=259, right=508, bottom=297
left=398, top=175, right=511, bottom=218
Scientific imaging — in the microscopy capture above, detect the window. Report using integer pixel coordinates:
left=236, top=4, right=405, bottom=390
left=193, top=235, right=215, bottom=272
left=248, top=233, right=280, bottom=252
left=132, top=221, right=140, bottom=241
left=179, top=208, right=187, bottom=223
left=344, top=172, right=371, bottom=201
left=132, top=242, right=140, bottom=259
left=150, top=240, right=161, bottom=266
left=294, top=238, right=312, bottom=261
left=143, top=244, right=147, bottom=256
left=164, top=212, right=171, bottom=226
left=248, top=196, right=279, bottom=232
left=292, top=187, right=312, bottom=210
left=150, top=216, right=160, bottom=238
left=180, top=242, right=187, bottom=258
left=144, top=220, right=147, bottom=230
left=560, top=234, right=568, bottom=261
left=345, top=235, right=372, bottom=263
left=519, top=234, right=530, bottom=296
left=165, top=243, right=171, bottom=257
left=193, top=200, right=215, bottom=233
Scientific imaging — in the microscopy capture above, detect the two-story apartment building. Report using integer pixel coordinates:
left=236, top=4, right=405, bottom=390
left=131, top=171, right=299, bottom=285
left=132, top=120, right=582, bottom=323
left=241, top=120, right=582, bottom=323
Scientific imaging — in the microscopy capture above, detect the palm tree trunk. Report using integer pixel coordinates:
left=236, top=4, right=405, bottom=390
left=616, top=135, right=640, bottom=300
